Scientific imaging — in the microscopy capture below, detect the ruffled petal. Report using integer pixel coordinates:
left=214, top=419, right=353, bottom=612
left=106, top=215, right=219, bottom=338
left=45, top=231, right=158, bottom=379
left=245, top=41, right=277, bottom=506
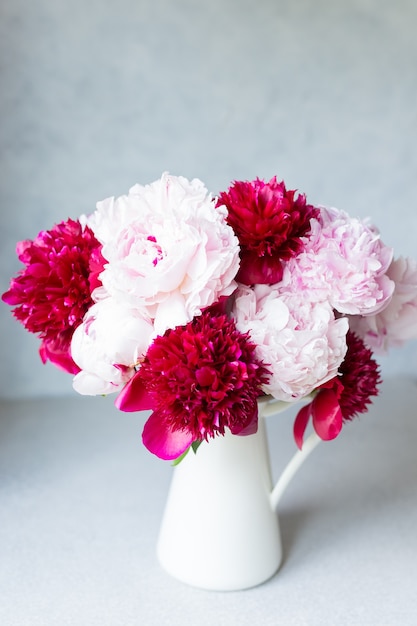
left=142, top=410, right=194, bottom=460
left=40, top=339, right=80, bottom=375
left=238, top=251, right=284, bottom=285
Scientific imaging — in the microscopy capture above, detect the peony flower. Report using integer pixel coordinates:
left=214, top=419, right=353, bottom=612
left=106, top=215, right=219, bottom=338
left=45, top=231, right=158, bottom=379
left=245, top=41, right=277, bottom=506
left=85, top=172, right=240, bottom=335
left=293, top=331, right=381, bottom=448
left=118, top=310, right=270, bottom=460
left=348, top=256, right=417, bottom=352
left=217, top=176, right=318, bottom=285
left=71, top=298, right=154, bottom=396
left=336, top=331, right=381, bottom=421
left=2, top=219, right=102, bottom=373
left=280, top=207, right=395, bottom=315
left=232, top=284, right=349, bottom=402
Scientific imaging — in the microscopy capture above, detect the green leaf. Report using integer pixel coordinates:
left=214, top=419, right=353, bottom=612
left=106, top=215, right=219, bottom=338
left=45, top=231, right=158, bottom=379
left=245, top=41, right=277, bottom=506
left=171, top=447, right=190, bottom=466
left=191, top=440, right=202, bottom=454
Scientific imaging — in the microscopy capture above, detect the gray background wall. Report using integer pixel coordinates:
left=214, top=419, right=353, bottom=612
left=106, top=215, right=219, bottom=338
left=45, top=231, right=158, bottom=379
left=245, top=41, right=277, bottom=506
left=1, top=0, right=416, bottom=399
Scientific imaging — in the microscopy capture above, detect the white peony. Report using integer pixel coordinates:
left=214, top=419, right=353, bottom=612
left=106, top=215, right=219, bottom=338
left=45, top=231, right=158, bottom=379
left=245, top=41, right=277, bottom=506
left=71, top=298, right=154, bottom=395
left=85, top=172, right=240, bottom=335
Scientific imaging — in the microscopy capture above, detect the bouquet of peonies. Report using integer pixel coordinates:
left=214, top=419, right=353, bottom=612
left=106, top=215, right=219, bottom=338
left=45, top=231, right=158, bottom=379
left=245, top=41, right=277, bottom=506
left=3, top=173, right=417, bottom=461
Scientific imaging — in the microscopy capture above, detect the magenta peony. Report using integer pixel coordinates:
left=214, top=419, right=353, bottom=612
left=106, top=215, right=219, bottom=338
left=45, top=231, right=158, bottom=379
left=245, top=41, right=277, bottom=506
left=122, top=310, right=270, bottom=460
left=217, top=176, right=318, bottom=284
left=2, top=219, right=102, bottom=373
left=336, top=331, right=381, bottom=421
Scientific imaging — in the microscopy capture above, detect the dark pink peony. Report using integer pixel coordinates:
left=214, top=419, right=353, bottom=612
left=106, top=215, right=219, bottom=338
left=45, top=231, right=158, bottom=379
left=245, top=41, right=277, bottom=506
left=336, top=331, right=381, bottom=422
left=217, top=176, right=319, bottom=284
left=293, top=331, right=381, bottom=448
left=2, top=219, right=103, bottom=373
left=118, top=309, right=270, bottom=460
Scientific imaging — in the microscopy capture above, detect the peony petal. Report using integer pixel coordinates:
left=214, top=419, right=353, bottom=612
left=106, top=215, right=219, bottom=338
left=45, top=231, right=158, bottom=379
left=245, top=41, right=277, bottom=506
left=1, top=288, right=21, bottom=305
left=234, top=418, right=258, bottom=436
left=73, top=370, right=122, bottom=396
left=142, top=410, right=194, bottom=460
left=293, top=403, right=312, bottom=449
left=115, top=372, right=154, bottom=412
left=229, top=401, right=258, bottom=436
left=153, top=291, right=188, bottom=336
left=238, top=252, right=283, bottom=285
left=39, top=340, right=80, bottom=375
left=311, top=389, right=343, bottom=441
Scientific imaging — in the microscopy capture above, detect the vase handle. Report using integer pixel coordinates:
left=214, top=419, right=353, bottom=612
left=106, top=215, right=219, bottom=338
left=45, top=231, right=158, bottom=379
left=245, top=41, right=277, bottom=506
left=269, top=431, right=321, bottom=511
left=258, top=396, right=321, bottom=512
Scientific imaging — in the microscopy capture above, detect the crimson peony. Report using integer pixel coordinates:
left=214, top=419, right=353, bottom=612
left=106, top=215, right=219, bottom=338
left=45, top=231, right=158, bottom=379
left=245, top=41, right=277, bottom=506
left=118, top=310, right=270, bottom=460
left=336, top=331, right=381, bottom=421
left=217, top=176, right=318, bottom=284
left=2, top=219, right=102, bottom=373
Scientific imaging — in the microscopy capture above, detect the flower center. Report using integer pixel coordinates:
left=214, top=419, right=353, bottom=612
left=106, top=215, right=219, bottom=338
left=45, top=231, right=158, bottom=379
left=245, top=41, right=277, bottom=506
left=147, top=235, right=164, bottom=266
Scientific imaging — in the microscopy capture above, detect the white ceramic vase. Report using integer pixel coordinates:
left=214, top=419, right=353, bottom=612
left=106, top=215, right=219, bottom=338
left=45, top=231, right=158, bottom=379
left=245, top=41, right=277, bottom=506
left=156, top=397, right=320, bottom=591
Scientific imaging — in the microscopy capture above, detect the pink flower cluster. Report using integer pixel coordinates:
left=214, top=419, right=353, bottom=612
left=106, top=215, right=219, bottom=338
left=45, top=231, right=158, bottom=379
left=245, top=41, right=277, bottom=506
left=3, top=173, right=417, bottom=461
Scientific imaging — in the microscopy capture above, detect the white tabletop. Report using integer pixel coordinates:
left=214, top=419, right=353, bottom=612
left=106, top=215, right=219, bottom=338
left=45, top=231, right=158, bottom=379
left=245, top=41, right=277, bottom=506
left=1, top=377, right=416, bottom=626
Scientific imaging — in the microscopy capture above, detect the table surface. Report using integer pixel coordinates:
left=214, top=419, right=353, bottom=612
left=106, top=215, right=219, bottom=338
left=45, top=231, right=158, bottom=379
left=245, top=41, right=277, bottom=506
left=1, top=377, right=416, bottom=626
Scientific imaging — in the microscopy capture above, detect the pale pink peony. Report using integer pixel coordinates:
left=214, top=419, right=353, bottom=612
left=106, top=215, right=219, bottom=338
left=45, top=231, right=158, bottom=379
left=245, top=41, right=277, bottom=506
left=232, top=284, right=348, bottom=402
left=348, top=256, right=417, bottom=352
left=71, top=298, right=154, bottom=395
left=85, top=173, right=240, bottom=335
left=280, top=207, right=395, bottom=315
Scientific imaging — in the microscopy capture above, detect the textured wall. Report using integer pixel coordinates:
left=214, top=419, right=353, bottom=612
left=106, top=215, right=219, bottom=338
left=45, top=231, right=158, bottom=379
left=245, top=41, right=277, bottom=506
left=1, top=0, right=416, bottom=398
